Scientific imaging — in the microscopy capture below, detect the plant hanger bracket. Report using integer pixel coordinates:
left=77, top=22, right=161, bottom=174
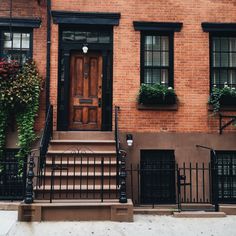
left=219, top=113, right=236, bottom=134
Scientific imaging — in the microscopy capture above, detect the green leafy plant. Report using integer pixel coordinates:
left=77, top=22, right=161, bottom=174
left=0, top=59, right=42, bottom=175
left=138, top=83, right=176, bottom=105
left=209, top=85, right=236, bottom=114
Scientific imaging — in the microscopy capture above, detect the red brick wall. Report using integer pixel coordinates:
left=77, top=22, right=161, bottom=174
left=0, top=0, right=47, bottom=131
left=48, top=0, right=236, bottom=133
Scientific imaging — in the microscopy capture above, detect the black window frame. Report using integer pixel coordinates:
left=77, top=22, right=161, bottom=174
left=140, top=31, right=174, bottom=87
left=210, top=32, right=236, bottom=91
left=0, top=27, right=33, bottom=64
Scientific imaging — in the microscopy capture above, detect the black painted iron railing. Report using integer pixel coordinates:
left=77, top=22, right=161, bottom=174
left=34, top=152, right=118, bottom=202
left=126, top=162, right=221, bottom=211
left=114, top=106, right=127, bottom=203
left=0, top=157, right=27, bottom=200
left=39, top=104, right=53, bottom=172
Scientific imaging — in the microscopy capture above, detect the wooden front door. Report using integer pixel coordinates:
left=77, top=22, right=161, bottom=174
left=69, top=52, right=103, bottom=130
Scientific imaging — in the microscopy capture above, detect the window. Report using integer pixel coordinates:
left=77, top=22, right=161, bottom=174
left=141, top=33, right=173, bottom=87
left=211, top=36, right=236, bottom=89
left=0, top=30, right=32, bottom=64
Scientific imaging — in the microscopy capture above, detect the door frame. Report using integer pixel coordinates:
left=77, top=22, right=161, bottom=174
left=57, top=26, right=113, bottom=131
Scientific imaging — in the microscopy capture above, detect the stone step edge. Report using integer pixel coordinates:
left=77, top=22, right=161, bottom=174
left=47, top=150, right=117, bottom=155
left=35, top=185, right=118, bottom=191
left=45, top=161, right=117, bottom=165
left=173, top=211, right=226, bottom=218
left=42, top=171, right=117, bottom=177
left=134, top=208, right=175, bottom=215
left=50, top=140, right=116, bottom=144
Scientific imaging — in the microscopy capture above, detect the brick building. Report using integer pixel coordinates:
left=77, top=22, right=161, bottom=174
left=1, top=0, right=236, bottom=220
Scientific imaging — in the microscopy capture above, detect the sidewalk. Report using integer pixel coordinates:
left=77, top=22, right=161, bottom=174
left=1, top=211, right=236, bottom=236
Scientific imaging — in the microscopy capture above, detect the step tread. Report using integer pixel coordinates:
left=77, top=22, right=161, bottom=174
left=173, top=211, right=226, bottom=218
left=47, top=150, right=117, bottom=155
left=35, top=184, right=118, bottom=191
left=43, top=171, right=117, bottom=176
left=50, top=140, right=116, bottom=144
left=45, top=160, right=117, bottom=165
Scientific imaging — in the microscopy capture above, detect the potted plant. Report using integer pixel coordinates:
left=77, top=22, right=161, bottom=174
left=138, top=83, right=177, bottom=105
left=209, top=84, right=236, bottom=113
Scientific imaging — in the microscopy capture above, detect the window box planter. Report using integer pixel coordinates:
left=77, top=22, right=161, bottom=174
left=138, top=84, right=177, bottom=109
left=219, top=95, right=236, bottom=106
left=209, top=86, right=236, bottom=113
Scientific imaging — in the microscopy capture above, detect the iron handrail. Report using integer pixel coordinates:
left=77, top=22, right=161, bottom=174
left=39, top=104, right=53, bottom=170
left=114, top=106, right=120, bottom=186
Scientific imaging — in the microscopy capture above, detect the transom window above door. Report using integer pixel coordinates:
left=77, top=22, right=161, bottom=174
left=211, top=36, right=236, bottom=89
left=62, top=29, right=112, bottom=44
left=0, top=30, right=32, bottom=64
left=141, top=33, right=173, bottom=87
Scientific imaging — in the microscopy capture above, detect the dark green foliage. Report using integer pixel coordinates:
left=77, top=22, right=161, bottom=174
left=138, top=83, right=176, bottom=105
left=0, top=60, right=41, bottom=175
left=209, top=86, right=236, bottom=114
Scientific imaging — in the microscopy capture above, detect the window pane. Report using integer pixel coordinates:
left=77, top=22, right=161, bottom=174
left=212, top=70, right=220, bottom=85
left=229, top=53, right=236, bottom=67
left=161, top=69, right=169, bottom=85
left=221, top=38, right=229, bottom=51
left=3, top=33, right=12, bottom=49
left=213, top=37, right=220, bottom=51
left=87, top=32, right=98, bottom=43
left=22, top=33, right=30, bottom=49
left=153, top=36, right=160, bottom=50
left=153, top=51, right=161, bottom=66
left=213, top=53, right=220, bottom=67
left=99, top=31, right=110, bottom=43
left=153, top=69, right=161, bottom=84
left=220, top=70, right=228, bottom=84
left=144, top=69, right=152, bottom=84
left=229, top=38, right=236, bottom=52
left=161, top=36, right=169, bottom=50
left=12, top=33, right=21, bottom=49
left=145, top=36, right=153, bottom=50
left=161, top=52, right=169, bottom=66
left=228, top=70, right=236, bottom=86
left=74, top=31, right=86, bottom=42
left=221, top=53, right=229, bottom=67
left=62, top=31, right=74, bottom=41
left=145, top=51, right=152, bottom=66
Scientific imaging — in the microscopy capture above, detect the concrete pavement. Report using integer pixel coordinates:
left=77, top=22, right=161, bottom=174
left=1, top=211, right=236, bottom=236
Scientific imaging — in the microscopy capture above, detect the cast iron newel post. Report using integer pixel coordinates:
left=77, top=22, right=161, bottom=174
left=24, top=154, right=35, bottom=204
left=119, top=150, right=127, bottom=203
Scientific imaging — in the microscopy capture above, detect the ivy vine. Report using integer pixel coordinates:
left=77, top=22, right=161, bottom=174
left=0, top=59, right=42, bottom=175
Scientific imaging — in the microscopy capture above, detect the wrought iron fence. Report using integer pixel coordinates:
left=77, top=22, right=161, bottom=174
left=0, top=149, right=27, bottom=200
left=126, top=161, right=222, bottom=211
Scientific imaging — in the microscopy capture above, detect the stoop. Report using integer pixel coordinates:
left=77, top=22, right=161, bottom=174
left=18, top=199, right=133, bottom=222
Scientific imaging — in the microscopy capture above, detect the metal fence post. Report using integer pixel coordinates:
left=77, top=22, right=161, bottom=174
left=119, top=150, right=127, bottom=203
left=24, top=154, right=35, bottom=204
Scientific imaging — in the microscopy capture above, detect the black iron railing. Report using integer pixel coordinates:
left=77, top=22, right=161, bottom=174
left=39, top=104, right=53, bottom=171
left=0, top=149, right=27, bottom=200
left=114, top=106, right=127, bottom=203
left=126, top=162, right=222, bottom=211
left=34, top=152, right=118, bottom=202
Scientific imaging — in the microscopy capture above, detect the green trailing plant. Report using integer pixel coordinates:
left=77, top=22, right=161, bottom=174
left=0, top=59, right=42, bottom=175
left=138, top=83, right=176, bottom=105
left=209, top=85, right=236, bottom=114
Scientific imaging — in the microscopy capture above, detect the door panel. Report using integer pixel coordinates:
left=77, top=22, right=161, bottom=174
left=69, top=52, right=102, bottom=130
